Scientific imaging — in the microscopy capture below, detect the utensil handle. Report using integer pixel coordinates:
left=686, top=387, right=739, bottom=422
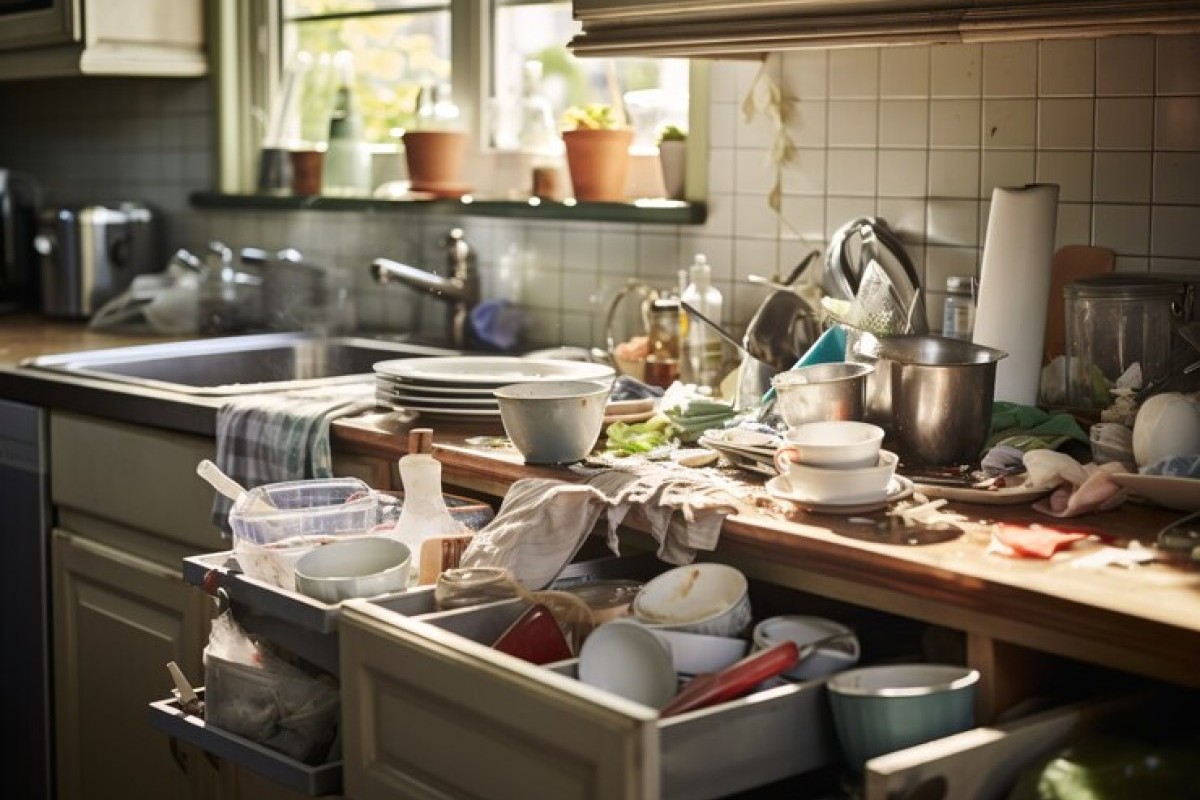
left=660, top=641, right=799, bottom=718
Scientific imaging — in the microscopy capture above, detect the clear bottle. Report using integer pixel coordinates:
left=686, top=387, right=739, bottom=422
left=516, top=61, right=565, bottom=200
left=643, top=295, right=682, bottom=389
left=680, top=254, right=724, bottom=389
left=942, top=275, right=975, bottom=340
left=321, top=50, right=372, bottom=196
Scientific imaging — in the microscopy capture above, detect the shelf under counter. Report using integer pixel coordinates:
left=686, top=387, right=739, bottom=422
left=191, top=191, right=707, bottom=225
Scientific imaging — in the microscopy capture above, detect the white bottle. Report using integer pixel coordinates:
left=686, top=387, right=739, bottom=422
left=389, top=451, right=468, bottom=587
left=680, top=254, right=724, bottom=389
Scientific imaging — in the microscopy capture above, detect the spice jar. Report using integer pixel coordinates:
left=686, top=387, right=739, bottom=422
left=942, top=276, right=975, bottom=340
left=643, top=296, right=681, bottom=388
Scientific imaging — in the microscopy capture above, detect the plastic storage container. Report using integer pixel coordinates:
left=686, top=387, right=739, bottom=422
left=229, top=477, right=380, bottom=590
left=1064, top=274, right=1191, bottom=408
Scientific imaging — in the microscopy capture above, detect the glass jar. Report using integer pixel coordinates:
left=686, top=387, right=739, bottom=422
left=643, top=296, right=681, bottom=388
left=942, top=275, right=975, bottom=340
left=1064, top=274, right=1192, bottom=408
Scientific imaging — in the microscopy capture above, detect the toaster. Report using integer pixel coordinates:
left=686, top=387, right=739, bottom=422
left=35, top=203, right=157, bottom=318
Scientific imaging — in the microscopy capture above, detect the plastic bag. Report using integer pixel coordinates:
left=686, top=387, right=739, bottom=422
left=203, top=611, right=340, bottom=765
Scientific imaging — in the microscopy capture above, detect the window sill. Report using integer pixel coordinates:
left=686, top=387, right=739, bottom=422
left=190, top=191, right=707, bottom=225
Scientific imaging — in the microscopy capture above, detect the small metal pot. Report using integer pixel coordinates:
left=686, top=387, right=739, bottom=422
left=849, top=333, right=1007, bottom=467
left=771, top=362, right=873, bottom=427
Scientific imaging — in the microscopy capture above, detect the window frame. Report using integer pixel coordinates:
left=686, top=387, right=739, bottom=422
left=214, top=0, right=707, bottom=203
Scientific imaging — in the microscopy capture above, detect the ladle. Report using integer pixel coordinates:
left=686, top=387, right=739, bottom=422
left=196, top=459, right=275, bottom=511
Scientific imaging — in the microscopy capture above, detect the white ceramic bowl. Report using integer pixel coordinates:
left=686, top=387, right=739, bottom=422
left=1132, top=392, right=1200, bottom=468
left=494, top=380, right=611, bottom=464
left=578, top=619, right=677, bottom=708
left=293, top=537, right=412, bottom=603
left=632, top=563, right=752, bottom=638
left=826, top=664, right=980, bottom=771
left=773, top=450, right=898, bottom=504
left=751, top=615, right=860, bottom=680
left=777, top=420, right=885, bottom=469
left=654, top=628, right=750, bottom=676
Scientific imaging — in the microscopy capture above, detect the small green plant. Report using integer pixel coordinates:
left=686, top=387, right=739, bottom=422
left=562, top=103, right=621, bottom=130
left=657, top=124, right=687, bottom=144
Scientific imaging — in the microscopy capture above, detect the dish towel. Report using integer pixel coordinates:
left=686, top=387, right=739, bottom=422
left=209, top=384, right=375, bottom=536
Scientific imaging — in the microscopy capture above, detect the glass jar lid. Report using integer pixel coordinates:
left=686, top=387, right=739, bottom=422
left=1065, top=273, right=1186, bottom=299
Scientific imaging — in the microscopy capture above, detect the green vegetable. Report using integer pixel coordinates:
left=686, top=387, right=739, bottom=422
left=603, top=415, right=678, bottom=455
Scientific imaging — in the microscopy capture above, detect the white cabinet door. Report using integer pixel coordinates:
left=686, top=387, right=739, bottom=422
left=52, top=528, right=215, bottom=800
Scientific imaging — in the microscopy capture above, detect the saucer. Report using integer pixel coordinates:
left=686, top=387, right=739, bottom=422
left=765, top=475, right=914, bottom=514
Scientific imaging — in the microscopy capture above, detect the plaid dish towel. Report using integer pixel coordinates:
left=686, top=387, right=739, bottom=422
left=210, top=384, right=375, bottom=536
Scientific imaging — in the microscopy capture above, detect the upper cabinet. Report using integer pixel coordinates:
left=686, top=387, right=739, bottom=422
left=0, top=0, right=206, bottom=80
left=569, top=0, right=1200, bottom=57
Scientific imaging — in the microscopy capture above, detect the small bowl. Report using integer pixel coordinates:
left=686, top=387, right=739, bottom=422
left=578, top=619, right=677, bottom=708
left=826, top=664, right=980, bottom=771
left=632, top=563, right=752, bottom=638
left=751, top=615, right=859, bottom=680
left=772, top=362, right=873, bottom=427
left=654, top=628, right=749, bottom=676
left=293, top=537, right=412, bottom=603
left=494, top=380, right=611, bottom=464
left=777, top=420, right=885, bottom=469
left=773, top=450, right=899, bottom=504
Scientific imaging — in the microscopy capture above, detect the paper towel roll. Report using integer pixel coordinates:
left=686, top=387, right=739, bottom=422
left=973, top=184, right=1059, bottom=405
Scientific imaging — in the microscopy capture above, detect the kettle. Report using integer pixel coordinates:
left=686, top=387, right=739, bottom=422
left=35, top=202, right=157, bottom=319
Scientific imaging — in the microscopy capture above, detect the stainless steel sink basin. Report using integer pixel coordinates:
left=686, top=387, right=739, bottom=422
left=22, top=332, right=458, bottom=396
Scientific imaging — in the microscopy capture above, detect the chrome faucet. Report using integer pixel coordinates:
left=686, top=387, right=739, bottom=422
left=370, top=228, right=479, bottom=349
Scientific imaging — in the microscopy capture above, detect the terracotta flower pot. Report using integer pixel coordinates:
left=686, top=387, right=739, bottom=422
left=402, top=130, right=468, bottom=192
left=562, top=128, right=634, bottom=202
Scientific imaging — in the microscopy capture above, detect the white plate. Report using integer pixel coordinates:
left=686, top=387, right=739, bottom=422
left=1110, top=473, right=1200, bottom=512
left=387, top=392, right=499, bottom=408
left=374, top=356, right=615, bottom=386
left=375, top=376, right=498, bottom=397
left=765, top=475, right=914, bottom=514
left=910, top=479, right=1053, bottom=506
left=375, top=398, right=502, bottom=417
left=699, top=435, right=777, bottom=467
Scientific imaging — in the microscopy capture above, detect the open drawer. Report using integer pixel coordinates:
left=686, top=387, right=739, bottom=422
left=336, top=554, right=932, bottom=800
left=149, top=690, right=343, bottom=796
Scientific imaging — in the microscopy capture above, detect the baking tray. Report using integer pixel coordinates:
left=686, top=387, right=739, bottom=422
left=149, top=691, right=342, bottom=797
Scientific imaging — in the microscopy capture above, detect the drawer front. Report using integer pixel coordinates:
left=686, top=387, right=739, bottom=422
left=50, top=412, right=222, bottom=550
left=339, top=596, right=838, bottom=800
left=340, top=603, right=657, bottom=800
left=864, top=695, right=1137, bottom=800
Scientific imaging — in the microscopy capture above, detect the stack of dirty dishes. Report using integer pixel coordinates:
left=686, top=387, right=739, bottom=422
left=373, top=355, right=614, bottom=419
left=765, top=420, right=913, bottom=513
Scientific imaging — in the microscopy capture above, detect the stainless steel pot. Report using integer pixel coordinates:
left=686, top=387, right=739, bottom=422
left=771, top=361, right=872, bottom=427
left=849, top=333, right=1007, bottom=467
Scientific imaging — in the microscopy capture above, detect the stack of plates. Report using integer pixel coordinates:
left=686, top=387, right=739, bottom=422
left=373, top=356, right=616, bottom=419
left=697, top=429, right=783, bottom=477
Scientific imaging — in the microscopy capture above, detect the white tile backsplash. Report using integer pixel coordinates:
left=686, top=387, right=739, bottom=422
left=1096, top=36, right=1155, bottom=96
left=983, top=41, right=1038, bottom=98
left=3, top=34, right=1197, bottom=349
left=1039, top=39, right=1096, bottom=97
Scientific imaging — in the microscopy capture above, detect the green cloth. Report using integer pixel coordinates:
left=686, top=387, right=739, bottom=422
left=986, top=402, right=1089, bottom=452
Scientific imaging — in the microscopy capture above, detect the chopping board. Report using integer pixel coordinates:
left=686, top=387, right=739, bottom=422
left=1042, top=245, right=1115, bottom=364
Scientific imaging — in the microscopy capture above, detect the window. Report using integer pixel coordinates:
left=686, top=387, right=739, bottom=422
left=216, top=0, right=702, bottom=206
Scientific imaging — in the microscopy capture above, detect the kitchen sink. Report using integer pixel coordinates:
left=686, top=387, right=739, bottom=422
left=22, top=332, right=459, bottom=396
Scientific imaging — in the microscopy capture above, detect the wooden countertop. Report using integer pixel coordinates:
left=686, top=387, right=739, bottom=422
left=7, top=318, right=1199, bottom=701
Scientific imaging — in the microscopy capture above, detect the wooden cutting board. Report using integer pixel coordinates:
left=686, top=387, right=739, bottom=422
left=1043, top=244, right=1115, bottom=364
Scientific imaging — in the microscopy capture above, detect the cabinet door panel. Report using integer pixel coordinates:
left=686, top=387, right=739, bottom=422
left=52, top=528, right=211, bottom=800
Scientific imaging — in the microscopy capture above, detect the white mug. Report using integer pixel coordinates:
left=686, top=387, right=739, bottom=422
left=773, top=420, right=885, bottom=473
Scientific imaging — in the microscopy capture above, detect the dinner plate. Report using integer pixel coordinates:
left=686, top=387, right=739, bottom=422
left=386, top=392, right=499, bottom=408
left=765, top=475, right=914, bottom=514
left=698, top=435, right=777, bottom=467
left=1110, top=473, right=1200, bottom=512
left=909, top=479, right=1053, bottom=506
left=374, top=356, right=615, bottom=386
left=374, top=376, right=498, bottom=397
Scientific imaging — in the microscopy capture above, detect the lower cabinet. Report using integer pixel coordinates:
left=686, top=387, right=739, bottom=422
left=51, top=528, right=215, bottom=800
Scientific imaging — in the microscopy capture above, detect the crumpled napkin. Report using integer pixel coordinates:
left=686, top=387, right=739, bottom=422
left=1023, top=449, right=1131, bottom=518
left=458, top=469, right=741, bottom=588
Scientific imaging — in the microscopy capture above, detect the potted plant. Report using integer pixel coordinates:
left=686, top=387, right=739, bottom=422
left=657, top=123, right=687, bottom=200
left=560, top=103, right=634, bottom=202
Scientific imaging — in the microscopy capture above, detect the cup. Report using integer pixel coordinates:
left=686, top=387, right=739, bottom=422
left=773, top=420, right=885, bottom=473
left=289, top=148, right=325, bottom=196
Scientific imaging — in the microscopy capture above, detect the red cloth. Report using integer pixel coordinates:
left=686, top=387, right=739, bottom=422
left=993, top=523, right=1091, bottom=559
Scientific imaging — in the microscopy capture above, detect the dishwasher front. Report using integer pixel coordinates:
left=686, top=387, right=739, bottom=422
left=0, top=398, right=52, bottom=799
